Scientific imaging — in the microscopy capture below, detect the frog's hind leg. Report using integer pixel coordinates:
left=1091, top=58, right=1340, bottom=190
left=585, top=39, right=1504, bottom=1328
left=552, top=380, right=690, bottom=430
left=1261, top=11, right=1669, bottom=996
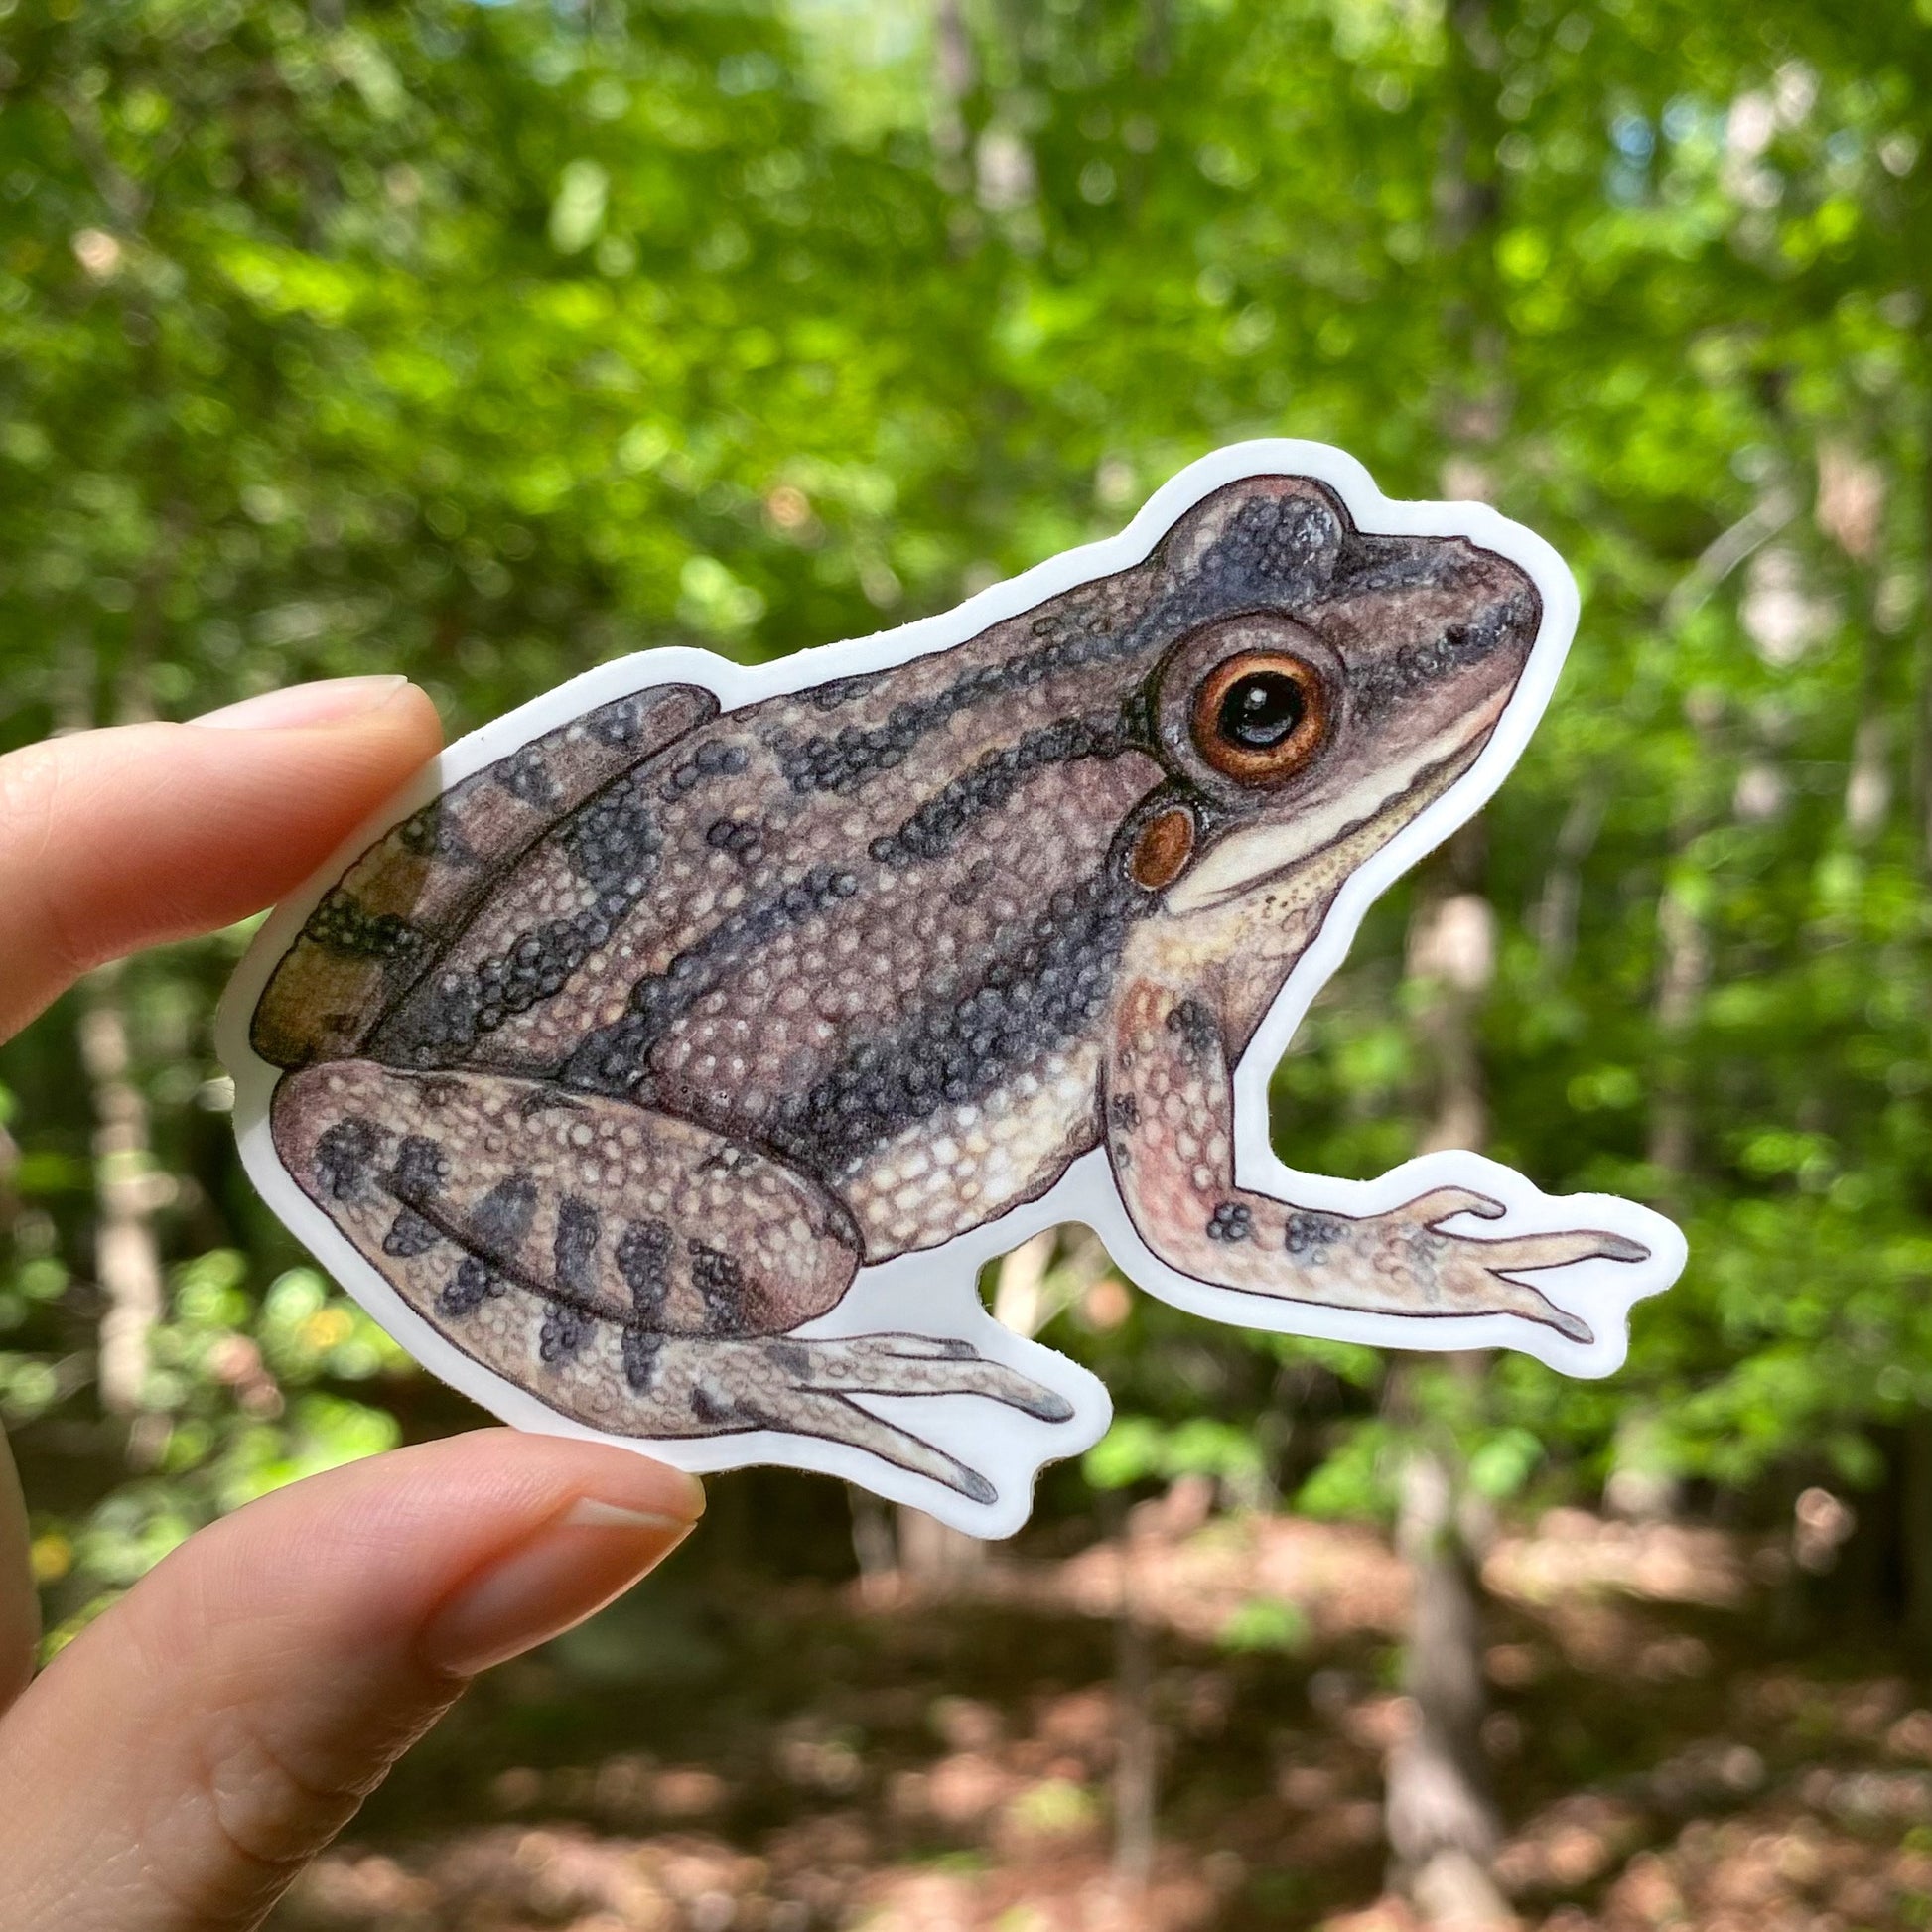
left=270, top=1061, right=1068, bottom=1502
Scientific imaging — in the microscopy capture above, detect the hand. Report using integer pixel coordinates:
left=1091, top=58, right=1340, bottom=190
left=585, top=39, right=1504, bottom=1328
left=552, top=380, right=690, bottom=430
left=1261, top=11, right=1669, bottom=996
left=0, top=678, right=706, bottom=1932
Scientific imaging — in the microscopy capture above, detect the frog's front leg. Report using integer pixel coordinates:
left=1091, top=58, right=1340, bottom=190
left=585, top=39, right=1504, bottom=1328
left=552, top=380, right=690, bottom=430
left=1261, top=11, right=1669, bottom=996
left=1102, top=980, right=1646, bottom=1344
left=270, top=1063, right=1069, bottom=1503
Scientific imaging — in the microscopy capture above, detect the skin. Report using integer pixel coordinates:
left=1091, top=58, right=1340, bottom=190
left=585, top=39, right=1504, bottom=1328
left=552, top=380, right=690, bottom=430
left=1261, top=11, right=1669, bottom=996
left=0, top=677, right=705, bottom=1932
left=251, top=480, right=1646, bottom=1505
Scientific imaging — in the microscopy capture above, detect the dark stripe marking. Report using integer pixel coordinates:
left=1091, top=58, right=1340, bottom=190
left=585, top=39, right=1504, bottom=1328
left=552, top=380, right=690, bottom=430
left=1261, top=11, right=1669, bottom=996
left=768, top=870, right=1154, bottom=1174
left=870, top=714, right=1129, bottom=866
left=689, top=1241, right=748, bottom=1335
left=772, top=491, right=1346, bottom=798
left=617, top=1220, right=673, bottom=1321
left=471, top=1173, right=539, bottom=1257
left=438, top=1254, right=502, bottom=1316
left=313, top=1117, right=381, bottom=1202
left=1351, top=595, right=1538, bottom=715
left=383, top=1207, right=442, bottom=1257
left=554, top=1195, right=602, bottom=1298
left=379, top=776, right=667, bottom=1067
left=493, top=745, right=563, bottom=808
left=540, top=1300, right=597, bottom=1363
left=303, top=892, right=426, bottom=960
left=566, top=864, right=861, bottom=1093
left=388, top=1134, right=450, bottom=1200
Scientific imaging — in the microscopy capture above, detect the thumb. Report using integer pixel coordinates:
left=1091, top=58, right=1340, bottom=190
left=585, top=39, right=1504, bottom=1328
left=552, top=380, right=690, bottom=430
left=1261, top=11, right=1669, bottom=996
left=0, top=1430, right=702, bottom=1932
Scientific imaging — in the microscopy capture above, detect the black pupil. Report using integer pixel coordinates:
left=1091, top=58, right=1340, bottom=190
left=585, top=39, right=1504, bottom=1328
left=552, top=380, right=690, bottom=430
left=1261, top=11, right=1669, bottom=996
left=1218, top=671, right=1305, bottom=750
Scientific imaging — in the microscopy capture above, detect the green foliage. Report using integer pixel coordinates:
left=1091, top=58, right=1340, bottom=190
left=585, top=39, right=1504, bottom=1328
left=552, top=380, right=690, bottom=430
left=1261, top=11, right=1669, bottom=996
left=1083, top=1414, right=1267, bottom=1491
left=1216, top=1594, right=1311, bottom=1655
left=19, top=1246, right=405, bottom=1644
left=2, top=0, right=1932, bottom=1625
left=1466, top=1426, right=1546, bottom=1502
left=1296, top=1419, right=1400, bottom=1523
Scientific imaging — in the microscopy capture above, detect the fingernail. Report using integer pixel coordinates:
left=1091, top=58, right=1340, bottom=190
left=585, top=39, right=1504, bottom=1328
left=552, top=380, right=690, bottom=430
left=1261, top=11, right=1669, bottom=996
left=190, top=675, right=413, bottom=731
left=418, top=1495, right=700, bottom=1679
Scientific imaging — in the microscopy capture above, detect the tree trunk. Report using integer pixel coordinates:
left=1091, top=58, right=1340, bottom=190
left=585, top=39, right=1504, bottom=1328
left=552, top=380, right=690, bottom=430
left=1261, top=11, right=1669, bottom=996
left=1388, top=842, right=1512, bottom=1928
left=79, top=963, right=169, bottom=1463
left=1407, top=875, right=1495, bottom=1157
left=1387, top=1436, right=1509, bottom=1928
left=1902, top=1413, right=1932, bottom=1655
left=1901, top=329, right=1932, bottom=1649
left=1531, top=782, right=1606, bottom=975
left=990, top=1229, right=1055, bottom=1341
left=894, top=1503, right=988, bottom=1584
left=1646, top=681, right=1721, bottom=1217
left=848, top=1485, right=897, bottom=1591
left=1112, top=1525, right=1157, bottom=1902
left=1646, top=877, right=1709, bottom=1194
left=928, top=0, right=974, bottom=176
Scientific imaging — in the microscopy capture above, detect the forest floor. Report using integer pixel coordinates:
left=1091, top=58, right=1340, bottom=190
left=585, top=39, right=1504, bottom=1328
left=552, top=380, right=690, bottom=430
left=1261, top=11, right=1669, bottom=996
left=272, top=1490, right=1932, bottom=1932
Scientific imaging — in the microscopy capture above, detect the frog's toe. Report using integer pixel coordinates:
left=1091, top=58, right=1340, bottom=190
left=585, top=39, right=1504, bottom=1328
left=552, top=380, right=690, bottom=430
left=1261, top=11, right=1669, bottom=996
left=722, top=1376, right=1001, bottom=1504
left=1537, top=1301, right=1595, bottom=1346
left=783, top=1393, right=1000, bottom=1503
left=1480, top=1275, right=1595, bottom=1345
left=800, top=1333, right=1074, bottom=1419
left=1475, top=1227, right=1648, bottom=1272
left=1404, top=1185, right=1506, bottom=1225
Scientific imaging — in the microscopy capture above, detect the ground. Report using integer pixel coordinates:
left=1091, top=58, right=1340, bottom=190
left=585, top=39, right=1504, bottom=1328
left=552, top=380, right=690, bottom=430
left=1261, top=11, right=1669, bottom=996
left=271, top=1488, right=1932, bottom=1932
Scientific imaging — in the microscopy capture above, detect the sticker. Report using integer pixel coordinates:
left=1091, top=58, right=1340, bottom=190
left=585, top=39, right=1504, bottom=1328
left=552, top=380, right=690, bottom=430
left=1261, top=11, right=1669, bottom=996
left=219, top=440, right=1686, bottom=1537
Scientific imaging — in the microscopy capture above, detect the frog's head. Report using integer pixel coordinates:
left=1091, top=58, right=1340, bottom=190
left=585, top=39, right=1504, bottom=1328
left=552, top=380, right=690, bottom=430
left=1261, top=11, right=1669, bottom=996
left=1118, top=475, right=1543, bottom=959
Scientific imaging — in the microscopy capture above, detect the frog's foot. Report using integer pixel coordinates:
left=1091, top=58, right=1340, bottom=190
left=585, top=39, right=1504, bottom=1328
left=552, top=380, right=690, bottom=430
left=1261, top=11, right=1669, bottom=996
left=269, top=1060, right=1064, bottom=1499
left=1103, top=980, right=1646, bottom=1345
left=1280, top=1187, right=1644, bottom=1343
left=621, top=1331, right=1074, bottom=1503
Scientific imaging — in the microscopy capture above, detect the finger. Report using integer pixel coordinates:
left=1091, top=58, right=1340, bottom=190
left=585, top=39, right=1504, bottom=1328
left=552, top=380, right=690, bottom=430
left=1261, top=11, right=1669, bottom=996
left=0, top=1429, right=36, bottom=1714
left=0, top=677, right=443, bottom=1040
left=1475, top=1228, right=1649, bottom=1271
left=0, top=1429, right=703, bottom=1932
left=1402, top=1185, right=1506, bottom=1225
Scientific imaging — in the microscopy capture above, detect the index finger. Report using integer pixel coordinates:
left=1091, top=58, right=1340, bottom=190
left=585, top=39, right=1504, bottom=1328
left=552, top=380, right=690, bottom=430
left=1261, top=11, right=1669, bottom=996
left=0, top=677, right=443, bottom=1041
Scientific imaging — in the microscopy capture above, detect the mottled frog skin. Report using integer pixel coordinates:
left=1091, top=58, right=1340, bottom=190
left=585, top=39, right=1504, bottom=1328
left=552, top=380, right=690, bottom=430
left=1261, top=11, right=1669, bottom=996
left=249, top=472, right=1647, bottom=1504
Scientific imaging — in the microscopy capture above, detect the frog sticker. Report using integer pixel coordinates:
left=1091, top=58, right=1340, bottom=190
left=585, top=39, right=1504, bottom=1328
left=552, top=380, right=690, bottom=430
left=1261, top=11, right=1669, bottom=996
left=221, top=441, right=1684, bottom=1535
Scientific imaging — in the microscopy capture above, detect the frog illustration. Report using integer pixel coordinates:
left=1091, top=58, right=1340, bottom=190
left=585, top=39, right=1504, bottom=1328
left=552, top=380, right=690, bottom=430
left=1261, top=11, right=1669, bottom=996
left=225, top=444, right=1680, bottom=1528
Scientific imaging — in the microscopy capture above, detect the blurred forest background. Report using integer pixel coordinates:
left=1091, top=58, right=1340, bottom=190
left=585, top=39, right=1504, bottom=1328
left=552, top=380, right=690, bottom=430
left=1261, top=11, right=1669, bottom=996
left=5, top=0, right=1932, bottom=1927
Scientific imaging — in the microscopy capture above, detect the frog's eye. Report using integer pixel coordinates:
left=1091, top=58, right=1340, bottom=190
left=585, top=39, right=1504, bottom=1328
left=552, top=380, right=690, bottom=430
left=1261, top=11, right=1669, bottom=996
left=1191, top=650, right=1328, bottom=785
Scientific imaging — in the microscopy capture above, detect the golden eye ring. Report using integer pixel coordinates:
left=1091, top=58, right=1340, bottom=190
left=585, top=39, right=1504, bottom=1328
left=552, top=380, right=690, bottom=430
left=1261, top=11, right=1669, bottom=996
left=1190, top=650, right=1327, bottom=785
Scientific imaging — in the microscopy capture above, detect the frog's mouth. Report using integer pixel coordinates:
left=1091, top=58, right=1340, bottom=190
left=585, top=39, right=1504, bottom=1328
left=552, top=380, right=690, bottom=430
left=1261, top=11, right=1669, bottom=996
left=1162, top=696, right=1506, bottom=918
